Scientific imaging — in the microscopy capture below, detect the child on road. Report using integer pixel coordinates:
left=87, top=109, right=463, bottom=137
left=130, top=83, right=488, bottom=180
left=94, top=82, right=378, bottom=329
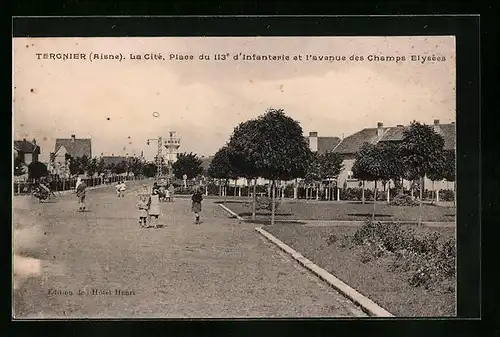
left=148, top=185, right=161, bottom=228
left=191, top=187, right=203, bottom=224
left=137, top=193, right=149, bottom=228
left=116, top=180, right=127, bottom=198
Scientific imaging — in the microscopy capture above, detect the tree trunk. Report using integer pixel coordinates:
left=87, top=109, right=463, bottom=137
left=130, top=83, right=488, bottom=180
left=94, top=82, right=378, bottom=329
left=362, top=180, right=365, bottom=204
left=372, top=181, right=377, bottom=221
left=401, top=177, right=404, bottom=194
left=387, top=182, right=390, bottom=203
left=252, top=178, right=257, bottom=220
left=418, top=176, right=423, bottom=226
left=432, top=180, right=436, bottom=204
left=316, top=183, right=319, bottom=200
left=271, top=180, right=276, bottom=226
left=224, top=179, right=228, bottom=204
left=293, top=179, right=298, bottom=199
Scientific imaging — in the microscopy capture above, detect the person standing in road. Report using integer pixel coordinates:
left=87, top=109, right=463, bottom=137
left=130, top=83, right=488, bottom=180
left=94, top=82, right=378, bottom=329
left=191, top=187, right=203, bottom=224
left=148, top=185, right=161, bottom=228
left=75, top=177, right=87, bottom=212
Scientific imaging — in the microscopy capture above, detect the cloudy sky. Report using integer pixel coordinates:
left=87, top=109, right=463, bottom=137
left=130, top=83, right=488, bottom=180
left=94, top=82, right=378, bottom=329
left=13, top=36, right=455, bottom=162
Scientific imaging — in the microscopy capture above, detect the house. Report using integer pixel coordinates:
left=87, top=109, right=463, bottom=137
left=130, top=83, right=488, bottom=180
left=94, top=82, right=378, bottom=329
left=306, top=132, right=342, bottom=154
left=14, top=138, right=40, bottom=165
left=333, top=120, right=456, bottom=191
left=51, top=134, right=92, bottom=164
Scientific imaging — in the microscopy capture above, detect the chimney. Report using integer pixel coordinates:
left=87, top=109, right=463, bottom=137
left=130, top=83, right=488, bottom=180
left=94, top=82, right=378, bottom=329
left=433, top=119, right=440, bottom=133
left=23, top=138, right=26, bottom=142
left=377, top=122, right=384, bottom=137
left=309, top=131, right=318, bottom=152
left=71, top=134, right=76, bottom=142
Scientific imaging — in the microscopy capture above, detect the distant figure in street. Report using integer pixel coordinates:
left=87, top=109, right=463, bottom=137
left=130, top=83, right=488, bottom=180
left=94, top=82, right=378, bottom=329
left=116, top=180, right=127, bottom=198
left=191, top=187, right=203, bottom=224
left=75, top=177, right=87, bottom=212
left=168, top=184, right=175, bottom=202
left=148, top=185, right=161, bottom=228
left=137, top=193, right=149, bottom=227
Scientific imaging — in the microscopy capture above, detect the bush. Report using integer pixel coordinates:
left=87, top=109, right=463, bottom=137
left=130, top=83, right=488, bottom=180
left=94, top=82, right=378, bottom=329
left=255, top=195, right=281, bottom=211
left=391, top=193, right=419, bottom=206
left=339, top=187, right=374, bottom=201
left=439, top=189, right=455, bottom=202
left=345, top=221, right=456, bottom=290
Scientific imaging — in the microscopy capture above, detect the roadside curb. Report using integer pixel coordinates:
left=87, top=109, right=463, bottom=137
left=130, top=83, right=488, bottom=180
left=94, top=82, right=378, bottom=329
left=255, top=226, right=395, bottom=318
left=218, top=204, right=244, bottom=221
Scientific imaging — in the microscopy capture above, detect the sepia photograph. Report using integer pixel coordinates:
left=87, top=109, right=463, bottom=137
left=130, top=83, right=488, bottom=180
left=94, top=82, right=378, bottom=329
left=13, top=35, right=457, bottom=319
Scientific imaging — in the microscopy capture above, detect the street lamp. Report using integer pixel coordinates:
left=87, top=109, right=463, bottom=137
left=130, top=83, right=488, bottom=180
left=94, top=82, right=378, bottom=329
left=147, top=136, right=163, bottom=178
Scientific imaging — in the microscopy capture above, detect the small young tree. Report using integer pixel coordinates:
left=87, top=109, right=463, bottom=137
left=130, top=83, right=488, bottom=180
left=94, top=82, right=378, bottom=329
left=400, top=121, right=445, bottom=225
left=318, top=150, right=344, bottom=200
left=378, top=142, right=407, bottom=201
left=207, top=145, right=240, bottom=204
left=352, top=143, right=388, bottom=220
left=172, top=152, right=204, bottom=180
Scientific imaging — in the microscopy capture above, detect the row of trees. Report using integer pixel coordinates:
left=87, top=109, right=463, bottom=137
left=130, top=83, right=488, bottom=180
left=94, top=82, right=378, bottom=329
left=207, top=108, right=455, bottom=226
left=352, top=122, right=455, bottom=225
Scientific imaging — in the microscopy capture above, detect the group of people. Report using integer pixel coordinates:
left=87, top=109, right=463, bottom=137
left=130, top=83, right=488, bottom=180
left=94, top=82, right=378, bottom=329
left=71, top=177, right=205, bottom=226
left=136, top=182, right=204, bottom=227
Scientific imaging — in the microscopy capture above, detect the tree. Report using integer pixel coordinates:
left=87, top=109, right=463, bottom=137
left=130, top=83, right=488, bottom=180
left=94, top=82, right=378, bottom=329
left=127, top=157, right=143, bottom=176
left=96, top=158, right=106, bottom=175
left=228, top=108, right=310, bottom=225
left=400, top=121, right=445, bottom=225
left=87, top=158, right=98, bottom=176
left=227, top=119, right=262, bottom=219
left=318, top=151, right=344, bottom=200
left=427, top=149, right=456, bottom=204
left=352, top=143, right=389, bottom=220
left=142, top=162, right=157, bottom=178
left=28, top=161, right=48, bottom=181
left=172, top=152, right=203, bottom=180
left=14, top=155, right=26, bottom=176
left=378, top=142, right=407, bottom=199
left=114, top=161, right=128, bottom=175
left=207, top=146, right=240, bottom=203
left=304, top=152, right=322, bottom=200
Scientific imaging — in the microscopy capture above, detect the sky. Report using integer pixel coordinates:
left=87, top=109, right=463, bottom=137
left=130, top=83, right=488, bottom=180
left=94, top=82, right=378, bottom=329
left=13, top=36, right=456, bottom=162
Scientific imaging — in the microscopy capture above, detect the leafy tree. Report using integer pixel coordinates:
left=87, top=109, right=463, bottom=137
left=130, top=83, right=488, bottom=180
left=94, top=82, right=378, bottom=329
left=228, top=108, right=310, bottom=225
left=142, top=162, right=157, bottom=178
left=352, top=143, right=388, bottom=220
left=172, top=152, right=204, bottom=180
left=207, top=146, right=240, bottom=203
left=378, top=142, right=407, bottom=198
left=86, top=158, right=98, bottom=176
left=227, top=119, right=262, bottom=219
left=400, top=121, right=445, bottom=225
left=304, top=152, right=322, bottom=200
left=127, top=157, right=143, bottom=176
left=96, top=158, right=106, bottom=175
left=67, top=156, right=84, bottom=175
left=14, top=155, right=26, bottom=176
left=28, top=161, right=48, bottom=181
left=114, top=161, right=128, bottom=175
left=318, top=150, right=344, bottom=200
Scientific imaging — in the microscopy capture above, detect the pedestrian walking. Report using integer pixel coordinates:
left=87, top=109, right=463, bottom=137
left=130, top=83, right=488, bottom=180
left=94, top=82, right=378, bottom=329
left=137, top=193, right=149, bottom=227
left=116, top=180, right=127, bottom=198
left=168, top=184, right=175, bottom=202
left=191, top=187, right=203, bottom=224
left=75, top=177, right=87, bottom=212
left=148, top=184, right=161, bottom=228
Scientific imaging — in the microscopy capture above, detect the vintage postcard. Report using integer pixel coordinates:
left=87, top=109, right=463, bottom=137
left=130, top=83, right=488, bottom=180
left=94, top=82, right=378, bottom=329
left=13, top=35, right=456, bottom=318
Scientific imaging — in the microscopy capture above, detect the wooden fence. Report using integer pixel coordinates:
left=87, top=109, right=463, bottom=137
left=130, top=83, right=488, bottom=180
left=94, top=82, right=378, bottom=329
left=13, top=175, right=140, bottom=195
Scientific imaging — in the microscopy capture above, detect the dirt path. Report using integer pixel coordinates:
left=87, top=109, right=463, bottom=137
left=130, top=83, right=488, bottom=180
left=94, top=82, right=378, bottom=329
left=13, top=184, right=366, bottom=318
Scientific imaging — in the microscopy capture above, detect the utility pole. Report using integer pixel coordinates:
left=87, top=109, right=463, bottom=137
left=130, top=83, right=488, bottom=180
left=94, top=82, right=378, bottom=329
left=147, top=136, right=163, bottom=179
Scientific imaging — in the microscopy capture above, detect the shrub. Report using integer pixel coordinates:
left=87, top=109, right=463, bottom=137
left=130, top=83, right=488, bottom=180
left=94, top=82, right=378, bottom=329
left=391, top=193, right=419, bottom=206
left=349, top=221, right=456, bottom=290
left=439, top=189, right=455, bottom=202
left=255, top=195, right=281, bottom=211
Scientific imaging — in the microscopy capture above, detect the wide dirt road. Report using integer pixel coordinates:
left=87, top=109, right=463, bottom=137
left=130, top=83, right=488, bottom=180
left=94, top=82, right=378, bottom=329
left=13, top=183, right=366, bottom=318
